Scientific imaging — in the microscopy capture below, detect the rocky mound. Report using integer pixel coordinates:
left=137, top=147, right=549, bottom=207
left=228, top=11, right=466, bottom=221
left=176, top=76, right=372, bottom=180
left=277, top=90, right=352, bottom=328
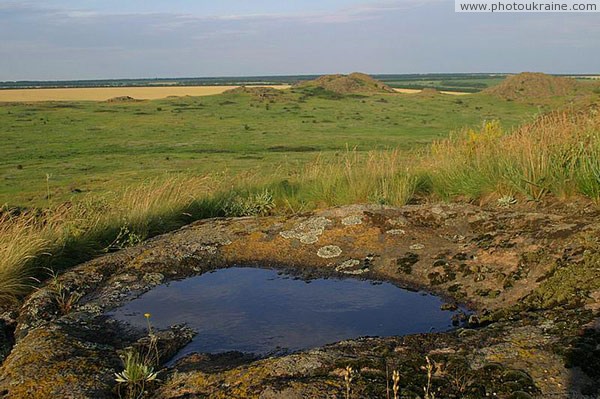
left=223, top=86, right=283, bottom=101
left=1, top=203, right=599, bottom=398
left=105, top=96, right=139, bottom=103
left=415, top=87, right=441, bottom=97
left=484, top=72, right=581, bottom=100
left=297, top=72, right=395, bottom=94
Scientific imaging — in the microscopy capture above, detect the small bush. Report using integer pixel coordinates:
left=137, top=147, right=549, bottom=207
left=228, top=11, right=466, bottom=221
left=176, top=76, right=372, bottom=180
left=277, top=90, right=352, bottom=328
left=221, top=189, right=275, bottom=217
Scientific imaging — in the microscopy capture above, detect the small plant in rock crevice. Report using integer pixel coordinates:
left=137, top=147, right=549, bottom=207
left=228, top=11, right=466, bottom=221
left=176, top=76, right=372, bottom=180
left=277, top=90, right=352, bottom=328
left=115, top=313, right=161, bottom=399
left=114, top=350, right=158, bottom=399
left=45, top=268, right=82, bottom=315
left=104, top=225, right=143, bottom=252
left=341, top=365, right=354, bottom=399
left=422, top=356, right=437, bottom=399
left=392, top=369, right=401, bottom=399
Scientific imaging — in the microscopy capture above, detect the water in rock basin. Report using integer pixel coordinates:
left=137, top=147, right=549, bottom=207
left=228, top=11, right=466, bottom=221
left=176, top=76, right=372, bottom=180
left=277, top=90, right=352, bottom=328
left=110, top=267, right=461, bottom=361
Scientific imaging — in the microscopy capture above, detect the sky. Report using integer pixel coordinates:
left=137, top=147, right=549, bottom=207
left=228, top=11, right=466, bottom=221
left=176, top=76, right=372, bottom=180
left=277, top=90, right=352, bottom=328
left=0, top=0, right=598, bottom=80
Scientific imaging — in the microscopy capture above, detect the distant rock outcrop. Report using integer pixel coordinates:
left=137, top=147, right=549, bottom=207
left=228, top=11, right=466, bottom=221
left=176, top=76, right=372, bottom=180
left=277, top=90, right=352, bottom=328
left=223, top=86, right=283, bottom=101
left=105, top=96, right=139, bottom=103
left=296, top=73, right=395, bottom=94
left=415, top=87, right=441, bottom=97
left=483, top=72, right=582, bottom=100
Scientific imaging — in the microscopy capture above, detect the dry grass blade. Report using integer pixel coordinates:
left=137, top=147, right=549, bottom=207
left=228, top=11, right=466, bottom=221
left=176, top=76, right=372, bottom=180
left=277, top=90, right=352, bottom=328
left=0, top=212, right=53, bottom=303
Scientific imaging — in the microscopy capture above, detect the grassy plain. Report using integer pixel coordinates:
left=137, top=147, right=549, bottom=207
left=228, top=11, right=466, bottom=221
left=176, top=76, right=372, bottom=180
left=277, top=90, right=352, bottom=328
left=1, top=88, right=539, bottom=206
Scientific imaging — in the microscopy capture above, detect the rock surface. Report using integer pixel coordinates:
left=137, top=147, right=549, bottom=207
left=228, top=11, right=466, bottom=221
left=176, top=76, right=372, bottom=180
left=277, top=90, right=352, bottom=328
left=0, top=203, right=599, bottom=398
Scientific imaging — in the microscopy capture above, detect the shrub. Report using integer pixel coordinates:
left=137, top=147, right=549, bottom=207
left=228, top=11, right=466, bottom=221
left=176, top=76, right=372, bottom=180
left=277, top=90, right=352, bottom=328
left=221, top=189, right=275, bottom=217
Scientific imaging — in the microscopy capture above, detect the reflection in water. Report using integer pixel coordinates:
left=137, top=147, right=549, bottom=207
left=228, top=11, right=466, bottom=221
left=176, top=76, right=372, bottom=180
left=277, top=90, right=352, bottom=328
left=110, top=267, right=459, bottom=360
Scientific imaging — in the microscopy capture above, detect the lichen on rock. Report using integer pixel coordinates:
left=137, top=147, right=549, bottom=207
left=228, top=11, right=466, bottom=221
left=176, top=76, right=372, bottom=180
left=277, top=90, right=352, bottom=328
left=341, top=215, right=363, bottom=226
left=279, top=216, right=332, bottom=244
left=386, top=229, right=406, bottom=235
left=335, top=259, right=368, bottom=275
left=317, top=245, right=342, bottom=259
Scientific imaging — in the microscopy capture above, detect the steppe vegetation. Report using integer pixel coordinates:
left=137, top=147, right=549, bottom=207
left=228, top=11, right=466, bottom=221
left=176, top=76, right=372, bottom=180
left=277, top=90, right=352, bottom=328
left=0, top=72, right=599, bottom=304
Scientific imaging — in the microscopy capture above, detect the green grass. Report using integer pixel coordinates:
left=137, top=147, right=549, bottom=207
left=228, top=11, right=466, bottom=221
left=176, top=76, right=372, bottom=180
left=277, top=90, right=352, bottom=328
left=378, top=74, right=507, bottom=92
left=0, top=89, right=538, bottom=206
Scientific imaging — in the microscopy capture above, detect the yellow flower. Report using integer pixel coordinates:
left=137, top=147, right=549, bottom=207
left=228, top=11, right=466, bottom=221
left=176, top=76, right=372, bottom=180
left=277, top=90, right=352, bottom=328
left=144, top=313, right=151, bottom=319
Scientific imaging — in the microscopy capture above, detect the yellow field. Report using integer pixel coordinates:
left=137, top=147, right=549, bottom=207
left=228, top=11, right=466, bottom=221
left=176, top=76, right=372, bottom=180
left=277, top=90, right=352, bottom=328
left=393, top=88, right=470, bottom=96
left=571, top=75, right=600, bottom=80
left=0, top=85, right=291, bottom=102
left=393, top=88, right=421, bottom=94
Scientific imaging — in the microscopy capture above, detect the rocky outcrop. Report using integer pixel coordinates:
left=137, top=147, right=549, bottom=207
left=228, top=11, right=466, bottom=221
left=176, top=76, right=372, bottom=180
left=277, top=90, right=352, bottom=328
left=1, top=203, right=599, bottom=398
left=483, top=72, right=583, bottom=101
left=296, top=73, right=395, bottom=95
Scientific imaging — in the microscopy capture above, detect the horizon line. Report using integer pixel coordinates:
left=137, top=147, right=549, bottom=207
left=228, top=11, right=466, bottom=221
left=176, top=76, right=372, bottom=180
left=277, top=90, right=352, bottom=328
left=2, top=71, right=599, bottom=84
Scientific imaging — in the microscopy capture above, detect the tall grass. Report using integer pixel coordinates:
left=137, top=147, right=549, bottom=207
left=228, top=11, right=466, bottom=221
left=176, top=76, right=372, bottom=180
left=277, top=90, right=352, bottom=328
left=275, top=149, right=417, bottom=210
left=1, top=108, right=599, bottom=303
left=0, top=212, right=53, bottom=304
left=0, top=176, right=221, bottom=303
left=424, top=108, right=600, bottom=202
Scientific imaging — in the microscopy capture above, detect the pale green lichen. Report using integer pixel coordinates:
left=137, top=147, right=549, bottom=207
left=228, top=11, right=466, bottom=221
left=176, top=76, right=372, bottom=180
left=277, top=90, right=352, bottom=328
left=386, top=229, right=406, bottom=235
left=280, top=217, right=332, bottom=244
left=317, top=245, right=343, bottom=259
left=335, top=259, right=368, bottom=275
left=142, top=273, right=164, bottom=285
left=341, top=215, right=363, bottom=226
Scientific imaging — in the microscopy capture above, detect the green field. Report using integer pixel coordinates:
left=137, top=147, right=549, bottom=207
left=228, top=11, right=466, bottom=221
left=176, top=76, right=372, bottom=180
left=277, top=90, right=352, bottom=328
left=378, top=74, right=508, bottom=92
left=0, top=88, right=542, bottom=206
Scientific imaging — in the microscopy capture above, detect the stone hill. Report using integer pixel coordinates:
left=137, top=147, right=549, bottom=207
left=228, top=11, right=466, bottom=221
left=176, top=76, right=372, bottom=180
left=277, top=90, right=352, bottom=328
left=297, top=73, right=395, bottom=94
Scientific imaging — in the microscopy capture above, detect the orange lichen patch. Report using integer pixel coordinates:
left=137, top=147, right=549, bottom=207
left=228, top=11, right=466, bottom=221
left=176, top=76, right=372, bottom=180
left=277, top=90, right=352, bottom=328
left=220, top=217, right=387, bottom=268
left=221, top=232, right=320, bottom=266
left=0, top=327, right=115, bottom=398
left=318, top=225, right=384, bottom=255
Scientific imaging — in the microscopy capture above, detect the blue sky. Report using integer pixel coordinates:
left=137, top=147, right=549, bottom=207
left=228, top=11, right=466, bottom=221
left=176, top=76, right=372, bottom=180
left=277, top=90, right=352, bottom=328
left=1, top=0, right=598, bottom=80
